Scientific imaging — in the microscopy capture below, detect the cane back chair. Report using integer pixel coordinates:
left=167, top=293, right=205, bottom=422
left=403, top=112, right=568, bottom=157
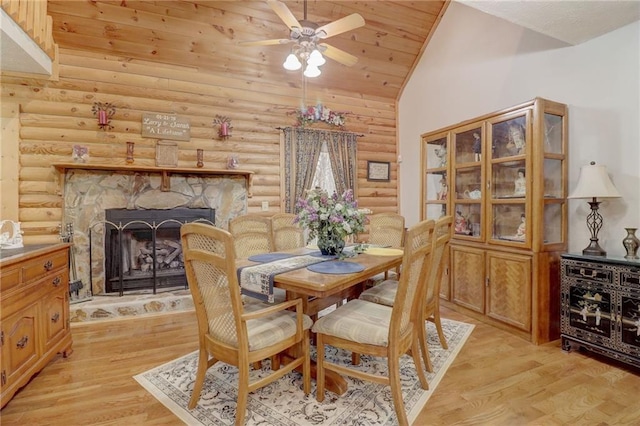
left=180, top=223, right=311, bottom=425
left=311, top=219, right=435, bottom=426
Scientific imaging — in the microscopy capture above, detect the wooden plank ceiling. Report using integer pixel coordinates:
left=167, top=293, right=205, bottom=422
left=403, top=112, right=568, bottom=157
left=48, top=0, right=448, bottom=100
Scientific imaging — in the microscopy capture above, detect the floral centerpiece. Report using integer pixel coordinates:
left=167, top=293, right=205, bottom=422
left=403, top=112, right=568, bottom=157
left=295, top=188, right=366, bottom=255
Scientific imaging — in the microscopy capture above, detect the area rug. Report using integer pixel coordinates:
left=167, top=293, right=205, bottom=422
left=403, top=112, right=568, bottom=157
left=134, top=318, right=473, bottom=425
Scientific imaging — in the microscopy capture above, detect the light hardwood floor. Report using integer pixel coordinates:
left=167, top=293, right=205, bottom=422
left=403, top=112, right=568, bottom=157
left=1, top=307, right=639, bottom=425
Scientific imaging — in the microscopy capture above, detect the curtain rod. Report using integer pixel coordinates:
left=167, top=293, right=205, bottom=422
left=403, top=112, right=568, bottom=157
left=276, top=126, right=364, bottom=137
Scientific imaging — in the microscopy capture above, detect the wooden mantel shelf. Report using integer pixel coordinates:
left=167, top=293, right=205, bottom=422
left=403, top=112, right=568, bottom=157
left=53, top=162, right=254, bottom=197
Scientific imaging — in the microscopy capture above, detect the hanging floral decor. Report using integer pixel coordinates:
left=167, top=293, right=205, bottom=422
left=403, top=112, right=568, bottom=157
left=290, top=104, right=348, bottom=128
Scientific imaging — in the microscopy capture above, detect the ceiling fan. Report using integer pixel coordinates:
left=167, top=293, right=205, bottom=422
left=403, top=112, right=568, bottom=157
left=239, top=0, right=365, bottom=77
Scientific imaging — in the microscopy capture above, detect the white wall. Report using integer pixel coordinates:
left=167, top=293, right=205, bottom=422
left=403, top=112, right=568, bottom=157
left=399, top=1, right=640, bottom=258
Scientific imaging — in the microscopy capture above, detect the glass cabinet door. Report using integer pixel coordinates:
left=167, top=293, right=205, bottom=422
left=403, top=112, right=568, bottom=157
left=422, top=132, right=449, bottom=220
left=542, top=111, right=566, bottom=245
left=452, top=124, right=483, bottom=239
left=487, top=112, right=530, bottom=246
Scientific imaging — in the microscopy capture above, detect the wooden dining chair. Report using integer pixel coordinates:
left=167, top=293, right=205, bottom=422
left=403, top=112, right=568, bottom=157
left=367, top=212, right=405, bottom=281
left=358, top=215, right=453, bottom=372
left=229, top=214, right=274, bottom=259
left=271, top=213, right=306, bottom=251
left=312, top=219, right=435, bottom=426
left=180, top=223, right=311, bottom=425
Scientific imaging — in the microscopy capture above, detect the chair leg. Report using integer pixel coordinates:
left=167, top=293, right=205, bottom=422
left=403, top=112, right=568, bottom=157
left=432, top=313, right=449, bottom=349
left=236, top=366, right=249, bottom=426
left=351, top=352, right=361, bottom=365
left=302, top=330, right=311, bottom=395
left=316, top=334, right=326, bottom=402
left=388, top=352, right=409, bottom=426
left=412, top=332, right=429, bottom=391
left=418, top=314, right=433, bottom=373
left=188, top=348, right=209, bottom=409
left=271, top=354, right=281, bottom=370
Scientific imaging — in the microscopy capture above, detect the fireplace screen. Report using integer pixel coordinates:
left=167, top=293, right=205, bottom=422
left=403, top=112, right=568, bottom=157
left=104, top=208, right=215, bottom=294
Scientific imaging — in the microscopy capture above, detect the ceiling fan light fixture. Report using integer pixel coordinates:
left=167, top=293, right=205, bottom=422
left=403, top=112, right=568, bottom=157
left=283, top=53, right=302, bottom=70
left=307, top=49, right=326, bottom=67
left=303, top=64, right=321, bottom=78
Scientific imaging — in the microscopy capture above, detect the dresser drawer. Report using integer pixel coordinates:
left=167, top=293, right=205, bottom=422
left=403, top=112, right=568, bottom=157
left=43, top=287, right=69, bottom=353
left=621, top=270, right=640, bottom=288
left=21, top=250, right=68, bottom=284
left=564, top=262, right=612, bottom=283
left=0, top=267, right=20, bottom=293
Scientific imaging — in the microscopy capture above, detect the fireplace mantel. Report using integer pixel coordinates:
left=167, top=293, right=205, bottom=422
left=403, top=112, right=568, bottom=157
left=53, top=162, right=254, bottom=197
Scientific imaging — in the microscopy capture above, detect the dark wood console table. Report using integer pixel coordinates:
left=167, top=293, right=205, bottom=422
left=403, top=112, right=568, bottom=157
left=560, top=253, right=640, bottom=369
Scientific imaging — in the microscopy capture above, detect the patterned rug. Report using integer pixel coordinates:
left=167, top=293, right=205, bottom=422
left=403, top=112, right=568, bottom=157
left=134, top=318, right=473, bottom=425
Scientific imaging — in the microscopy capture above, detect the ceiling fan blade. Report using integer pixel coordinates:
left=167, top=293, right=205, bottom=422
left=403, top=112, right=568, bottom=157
left=315, top=14, right=365, bottom=39
left=267, top=0, right=301, bottom=30
left=319, top=43, right=359, bottom=67
left=238, top=39, right=292, bottom=47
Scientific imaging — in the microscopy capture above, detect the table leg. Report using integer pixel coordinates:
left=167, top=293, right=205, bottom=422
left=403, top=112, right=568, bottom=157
left=280, top=352, right=348, bottom=395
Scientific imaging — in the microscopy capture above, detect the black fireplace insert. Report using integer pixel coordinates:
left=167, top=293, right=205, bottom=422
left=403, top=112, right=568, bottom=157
left=104, top=208, right=215, bottom=295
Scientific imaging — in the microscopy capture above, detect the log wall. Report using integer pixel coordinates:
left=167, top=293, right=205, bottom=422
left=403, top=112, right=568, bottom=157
left=1, top=49, right=399, bottom=244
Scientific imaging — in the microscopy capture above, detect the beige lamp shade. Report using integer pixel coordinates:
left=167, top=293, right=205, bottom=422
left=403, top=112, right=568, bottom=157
left=568, top=162, right=621, bottom=199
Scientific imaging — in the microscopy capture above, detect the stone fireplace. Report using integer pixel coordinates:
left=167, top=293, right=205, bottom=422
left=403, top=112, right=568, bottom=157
left=59, top=166, right=250, bottom=302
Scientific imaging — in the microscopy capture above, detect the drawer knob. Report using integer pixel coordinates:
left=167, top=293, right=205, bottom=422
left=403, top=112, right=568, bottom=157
left=51, top=312, right=60, bottom=323
left=16, top=335, right=29, bottom=349
left=52, top=276, right=61, bottom=287
left=44, top=260, right=53, bottom=271
left=579, top=268, right=597, bottom=278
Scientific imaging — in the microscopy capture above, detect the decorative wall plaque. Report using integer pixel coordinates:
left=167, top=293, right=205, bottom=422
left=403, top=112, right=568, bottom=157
left=156, top=140, right=178, bottom=167
left=142, top=113, right=190, bottom=141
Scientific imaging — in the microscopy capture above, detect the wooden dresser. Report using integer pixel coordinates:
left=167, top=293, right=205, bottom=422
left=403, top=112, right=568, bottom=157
left=561, top=253, right=640, bottom=368
left=0, top=244, right=73, bottom=408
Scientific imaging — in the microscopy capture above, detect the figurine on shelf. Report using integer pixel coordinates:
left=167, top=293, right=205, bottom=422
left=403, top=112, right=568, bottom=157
left=514, top=168, right=526, bottom=196
left=472, top=132, right=481, bottom=161
left=434, top=145, right=447, bottom=167
left=506, top=124, right=526, bottom=155
left=437, top=176, right=448, bottom=200
left=514, top=214, right=526, bottom=240
left=455, top=210, right=469, bottom=234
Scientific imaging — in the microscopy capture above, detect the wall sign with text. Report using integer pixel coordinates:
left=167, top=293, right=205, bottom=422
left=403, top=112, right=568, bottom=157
left=141, top=113, right=191, bottom=141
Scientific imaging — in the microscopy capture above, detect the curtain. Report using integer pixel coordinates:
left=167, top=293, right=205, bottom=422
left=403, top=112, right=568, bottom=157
left=325, top=131, right=358, bottom=196
left=283, top=127, right=359, bottom=213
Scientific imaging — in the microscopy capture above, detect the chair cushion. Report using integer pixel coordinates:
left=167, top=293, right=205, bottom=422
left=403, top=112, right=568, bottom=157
left=359, top=279, right=398, bottom=307
left=311, top=299, right=392, bottom=346
left=242, top=300, right=313, bottom=351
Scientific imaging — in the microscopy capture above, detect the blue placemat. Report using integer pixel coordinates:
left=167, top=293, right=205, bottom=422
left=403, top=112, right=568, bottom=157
left=307, top=261, right=365, bottom=274
left=248, top=253, right=295, bottom=263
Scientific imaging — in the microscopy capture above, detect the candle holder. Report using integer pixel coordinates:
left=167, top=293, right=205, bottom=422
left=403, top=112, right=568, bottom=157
left=214, top=115, right=232, bottom=140
left=196, top=149, right=204, bottom=168
left=126, top=141, right=135, bottom=164
left=92, top=102, right=116, bottom=131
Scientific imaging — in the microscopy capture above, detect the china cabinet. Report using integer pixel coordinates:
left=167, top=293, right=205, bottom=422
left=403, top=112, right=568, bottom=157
left=561, top=254, right=640, bottom=368
left=421, top=98, right=568, bottom=343
left=0, top=244, right=73, bottom=408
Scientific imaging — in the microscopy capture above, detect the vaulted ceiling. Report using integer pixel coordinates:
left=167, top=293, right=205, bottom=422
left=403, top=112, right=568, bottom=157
left=47, top=1, right=448, bottom=101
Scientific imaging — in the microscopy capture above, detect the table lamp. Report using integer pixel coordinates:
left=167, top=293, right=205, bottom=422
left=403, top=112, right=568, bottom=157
left=568, top=161, right=621, bottom=257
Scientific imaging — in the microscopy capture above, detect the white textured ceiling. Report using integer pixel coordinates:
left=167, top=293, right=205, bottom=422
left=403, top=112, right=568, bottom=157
left=457, top=0, right=640, bottom=45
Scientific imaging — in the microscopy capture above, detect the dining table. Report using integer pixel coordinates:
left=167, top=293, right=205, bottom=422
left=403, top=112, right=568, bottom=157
left=236, top=245, right=404, bottom=395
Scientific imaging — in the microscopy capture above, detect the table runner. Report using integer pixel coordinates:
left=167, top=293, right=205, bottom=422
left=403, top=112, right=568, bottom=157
left=238, top=254, right=330, bottom=303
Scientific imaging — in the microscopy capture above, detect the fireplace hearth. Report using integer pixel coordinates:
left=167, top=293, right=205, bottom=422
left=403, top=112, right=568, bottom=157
left=103, top=208, right=215, bottom=295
